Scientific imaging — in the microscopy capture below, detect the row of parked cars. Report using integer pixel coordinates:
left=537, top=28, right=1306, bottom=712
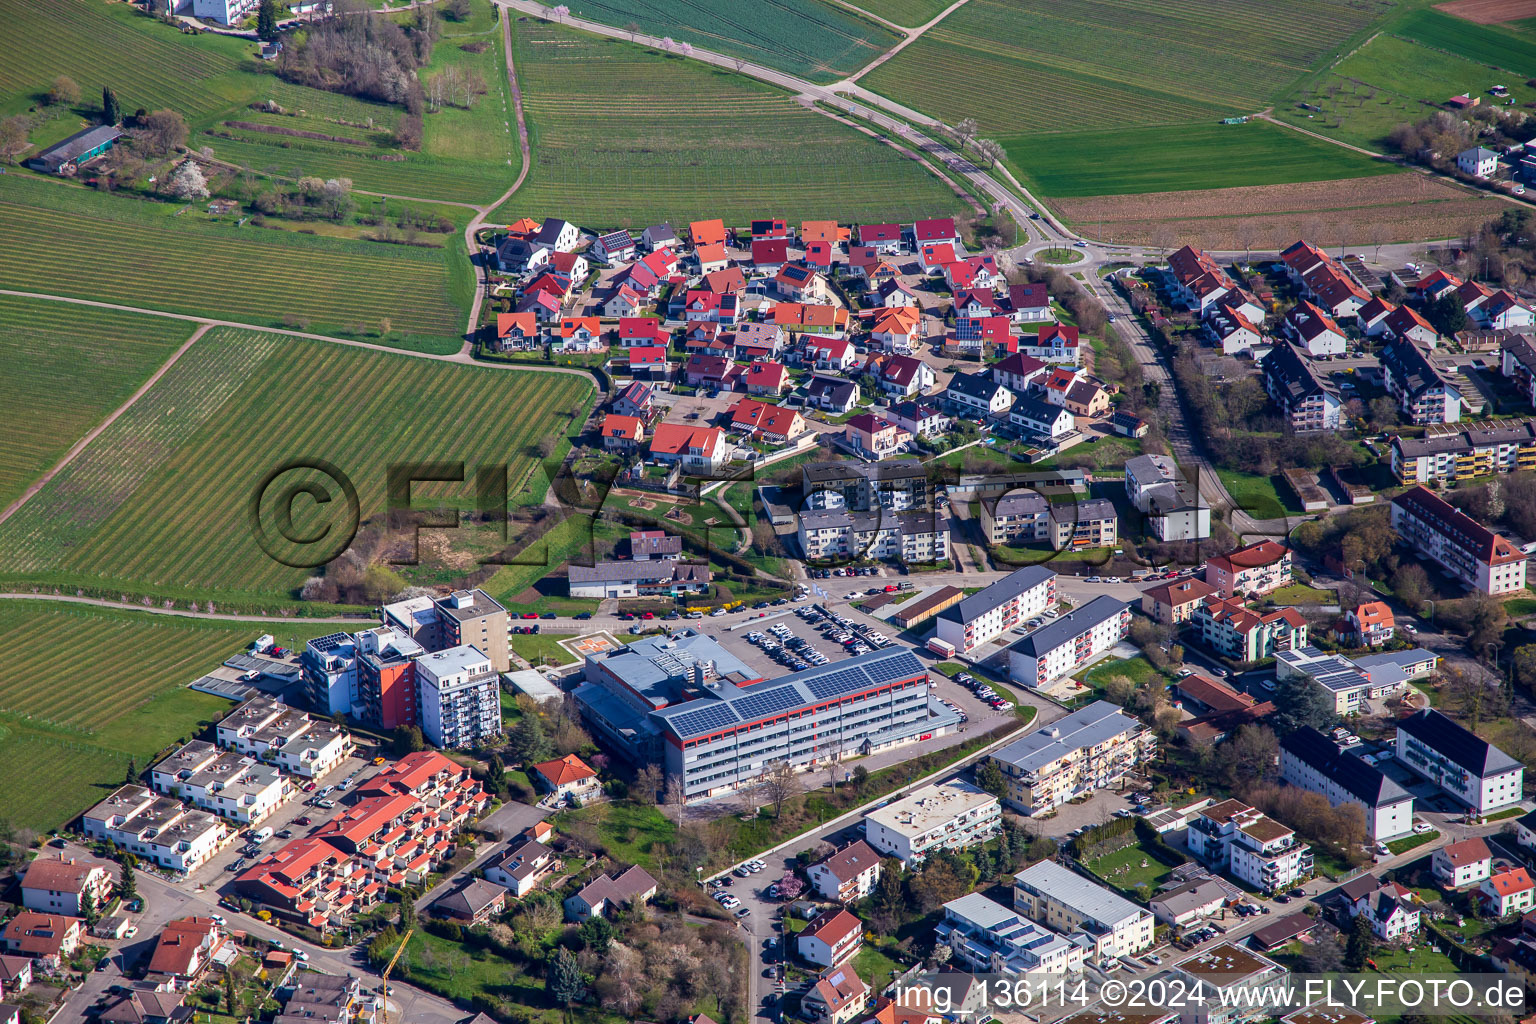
left=953, top=671, right=1013, bottom=713
left=808, top=566, right=883, bottom=579
left=745, top=624, right=829, bottom=671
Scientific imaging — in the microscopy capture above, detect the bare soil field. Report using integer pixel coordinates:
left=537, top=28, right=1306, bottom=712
left=1054, top=173, right=1504, bottom=249
left=1435, top=0, right=1536, bottom=23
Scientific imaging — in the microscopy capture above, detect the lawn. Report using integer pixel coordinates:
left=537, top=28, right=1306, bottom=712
left=0, top=600, right=337, bottom=832
left=1394, top=7, right=1536, bottom=72
left=0, top=329, right=594, bottom=608
left=1385, top=829, right=1439, bottom=855
left=0, top=295, right=195, bottom=510
left=553, top=800, right=679, bottom=871
left=483, top=516, right=629, bottom=613
left=495, top=20, right=965, bottom=229
left=1084, top=841, right=1175, bottom=894
left=1264, top=583, right=1335, bottom=605
left=0, top=174, right=468, bottom=350
left=1369, top=944, right=1459, bottom=975
left=1216, top=469, right=1296, bottom=521
left=860, top=0, right=1394, bottom=134
left=1083, top=656, right=1160, bottom=689
left=853, top=943, right=904, bottom=991
left=509, top=632, right=578, bottom=667
left=1004, top=121, right=1395, bottom=198
left=555, top=0, right=901, bottom=83
left=846, top=0, right=953, bottom=26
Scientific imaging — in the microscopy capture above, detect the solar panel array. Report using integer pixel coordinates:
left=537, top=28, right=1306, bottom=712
left=804, top=667, right=868, bottom=701
left=732, top=684, right=803, bottom=722
left=864, top=651, right=923, bottom=684
left=666, top=702, right=739, bottom=740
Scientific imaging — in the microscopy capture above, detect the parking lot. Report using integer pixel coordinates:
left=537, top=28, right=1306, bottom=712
left=723, top=604, right=903, bottom=679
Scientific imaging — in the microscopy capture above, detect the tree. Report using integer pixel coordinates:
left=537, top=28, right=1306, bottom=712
left=1390, top=563, right=1430, bottom=612
left=102, top=86, right=121, bottom=126
left=953, top=117, right=978, bottom=151
left=547, top=946, right=585, bottom=1022
left=1343, top=913, right=1374, bottom=971
left=117, top=855, right=137, bottom=901
left=777, top=871, right=804, bottom=900
left=761, top=759, right=796, bottom=818
left=137, top=109, right=188, bottom=157
left=1269, top=674, right=1335, bottom=736
left=0, top=116, right=28, bottom=164
left=168, top=159, right=209, bottom=200
left=850, top=765, right=868, bottom=792
left=663, top=778, right=686, bottom=825
left=1228, top=725, right=1279, bottom=785
left=633, top=763, right=664, bottom=805
left=506, top=714, right=552, bottom=765
left=1428, top=292, right=1468, bottom=337
left=82, top=892, right=99, bottom=928
left=907, top=848, right=977, bottom=913
left=443, top=0, right=470, bottom=19
left=393, top=724, right=424, bottom=756
left=257, top=0, right=279, bottom=40
left=125, top=757, right=137, bottom=784
left=578, top=914, right=613, bottom=954
left=973, top=759, right=1007, bottom=799
left=625, top=21, right=639, bottom=41
left=224, top=969, right=238, bottom=1015
left=48, top=76, right=81, bottom=107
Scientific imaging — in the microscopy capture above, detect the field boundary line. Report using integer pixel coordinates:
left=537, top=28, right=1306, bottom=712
left=844, top=0, right=972, bottom=84
left=0, top=324, right=210, bottom=528
left=0, top=593, right=369, bottom=623
left=820, top=0, right=906, bottom=33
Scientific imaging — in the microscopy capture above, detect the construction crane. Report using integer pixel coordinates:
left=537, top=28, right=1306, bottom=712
left=379, top=927, right=412, bottom=1024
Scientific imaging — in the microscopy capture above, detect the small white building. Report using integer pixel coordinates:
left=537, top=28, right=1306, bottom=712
left=1458, top=146, right=1500, bottom=178
left=1432, top=837, right=1492, bottom=890
left=807, top=840, right=883, bottom=903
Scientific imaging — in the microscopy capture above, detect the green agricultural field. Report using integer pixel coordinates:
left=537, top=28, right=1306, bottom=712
left=1395, top=8, right=1536, bottom=72
left=1005, top=121, right=1396, bottom=197
left=0, top=329, right=595, bottom=607
left=0, top=295, right=195, bottom=510
left=845, top=0, right=953, bottom=27
left=1275, top=32, right=1536, bottom=149
left=494, top=20, right=965, bottom=227
left=860, top=0, right=1395, bottom=134
left=0, top=600, right=335, bottom=832
left=555, top=0, right=900, bottom=82
left=0, top=174, right=467, bottom=349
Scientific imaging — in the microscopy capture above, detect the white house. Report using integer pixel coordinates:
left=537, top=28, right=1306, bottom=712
left=1458, top=146, right=1499, bottom=178
left=863, top=781, right=1001, bottom=864
left=807, top=840, right=883, bottom=903
left=796, top=908, right=863, bottom=968
left=1432, top=837, right=1492, bottom=890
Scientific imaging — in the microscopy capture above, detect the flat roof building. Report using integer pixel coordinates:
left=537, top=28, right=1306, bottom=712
left=989, top=700, right=1154, bottom=815
left=1012, top=860, right=1154, bottom=959
left=864, top=780, right=1000, bottom=864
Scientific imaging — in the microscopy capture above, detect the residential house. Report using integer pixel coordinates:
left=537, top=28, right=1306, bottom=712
left=641, top=223, right=677, bottom=252
left=808, top=840, right=883, bottom=903
left=857, top=223, right=903, bottom=253
left=873, top=277, right=917, bottom=308
left=549, top=249, right=589, bottom=282
left=1002, top=282, right=1054, bottom=323
left=1149, top=879, right=1229, bottom=929
left=483, top=826, right=558, bottom=897
left=1008, top=395, right=1075, bottom=439
left=684, top=289, right=740, bottom=325
left=877, top=354, right=936, bottom=397
left=751, top=239, right=789, bottom=273
left=1186, top=799, right=1312, bottom=893
left=948, top=315, right=1011, bottom=357
left=801, top=220, right=846, bottom=246
left=1396, top=708, right=1525, bottom=815
left=1357, top=296, right=1396, bottom=336
left=1059, top=379, right=1109, bottom=417
left=750, top=218, right=790, bottom=241
left=1383, top=305, right=1439, bottom=348
left=910, top=218, right=959, bottom=249
left=1205, top=540, right=1292, bottom=598
left=888, top=401, right=950, bottom=438
left=564, top=865, right=658, bottom=922
left=683, top=354, right=736, bottom=390
left=919, top=243, right=957, bottom=274
left=1383, top=337, right=1460, bottom=423
left=592, top=229, right=636, bottom=263
left=1012, top=860, right=1155, bottom=957
left=805, top=336, right=857, bottom=371
left=514, top=287, right=562, bottom=323
left=21, top=857, right=114, bottom=917
left=777, top=263, right=829, bottom=303
left=1501, top=333, right=1536, bottom=408
left=649, top=423, right=729, bottom=474
left=1338, top=877, right=1420, bottom=940
left=775, top=302, right=849, bottom=336
left=1140, top=577, right=1218, bottom=625
left=1433, top=837, right=1493, bottom=889
left=1484, top=868, right=1536, bottom=917
left=1007, top=597, right=1132, bottom=688
left=1279, top=727, right=1414, bottom=841
left=803, top=968, right=870, bottom=1024
left=433, top=879, right=509, bottom=925
left=1168, top=245, right=1234, bottom=314
left=1390, top=486, right=1527, bottom=595
left=494, top=236, right=551, bottom=275
left=531, top=754, right=600, bottom=802
left=0, top=913, right=83, bottom=965
left=954, top=288, right=1003, bottom=318
left=944, top=254, right=1001, bottom=293
left=843, top=413, right=913, bottom=460
left=1458, top=146, right=1499, bottom=177
left=695, top=243, right=730, bottom=275
left=1481, top=290, right=1535, bottom=330
left=1260, top=341, right=1342, bottom=431
left=870, top=307, right=923, bottom=354
left=494, top=311, right=541, bottom=352
left=705, top=265, right=747, bottom=296
left=555, top=316, right=603, bottom=353
left=804, top=375, right=861, bottom=414
left=994, top=351, right=1049, bottom=393
left=797, top=907, right=864, bottom=968
left=533, top=217, right=580, bottom=253
left=1019, top=323, right=1081, bottom=364
left=1344, top=601, right=1395, bottom=647
left=728, top=399, right=805, bottom=443
left=806, top=239, right=834, bottom=270
left=146, top=918, right=226, bottom=988
left=1414, top=268, right=1463, bottom=302
left=1205, top=307, right=1265, bottom=355
left=1191, top=596, right=1307, bottom=662
left=689, top=219, right=727, bottom=249
left=612, top=380, right=656, bottom=420
left=1455, top=279, right=1493, bottom=321
left=1284, top=300, right=1346, bottom=357
left=944, top=371, right=1014, bottom=420
left=603, top=284, right=648, bottom=319
left=746, top=360, right=789, bottom=396
left=989, top=700, right=1153, bottom=814
left=732, top=322, right=786, bottom=360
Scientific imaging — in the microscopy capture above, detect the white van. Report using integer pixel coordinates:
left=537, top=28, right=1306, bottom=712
left=252, top=826, right=274, bottom=844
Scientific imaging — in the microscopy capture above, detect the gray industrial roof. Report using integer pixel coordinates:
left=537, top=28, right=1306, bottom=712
left=591, top=632, right=754, bottom=708
left=1014, top=860, right=1145, bottom=929
left=992, top=700, right=1141, bottom=773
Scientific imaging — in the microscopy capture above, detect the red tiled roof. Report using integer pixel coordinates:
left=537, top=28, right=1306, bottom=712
left=532, top=754, right=597, bottom=788
left=602, top=414, right=643, bottom=441
left=800, top=907, right=861, bottom=948
left=1439, top=837, right=1490, bottom=867
left=1489, top=867, right=1535, bottom=897
left=690, top=219, right=727, bottom=247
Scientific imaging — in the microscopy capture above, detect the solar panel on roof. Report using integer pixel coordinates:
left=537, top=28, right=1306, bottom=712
left=669, top=703, right=739, bottom=739
left=732, top=685, right=802, bottom=722
left=804, top=667, right=868, bottom=701
left=863, top=652, right=922, bottom=684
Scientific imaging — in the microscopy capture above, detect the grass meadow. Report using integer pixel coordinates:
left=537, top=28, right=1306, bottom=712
left=554, top=0, right=900, bottom=82
left=494, top=19, right=965, bottom=228
left=0, top=174, right=468, bottom=349
left=0, top=329, right=594, bottom=607
left=1395, top=7, right=1536, bottom=70
left=0, top=600, right=338, bottom=832
left=1005, top=120, right=1395, bottom=197
left=0, top=295, right=195, bottom=510
left=860, top=0, right=1395, bottom=134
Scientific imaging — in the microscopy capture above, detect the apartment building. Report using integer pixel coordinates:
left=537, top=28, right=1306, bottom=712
left=936, top=892, right=1087, bottom=975
left=1389, top=486, right=1528, bottom=595
left=1275, top=646, right=1433, bottom=716
left=1382, top=337, right=1462, bottom=424
left=807, top=840, right=883, bottom=903
left=1390, top=416, right=1536, bottom=484
left=863, top=780, right=1001, bottom=864
left=354, top=625, right=422, bottom=730
left=1279, top=727, right=1414, bottom=840
left=1167, top=246, right=1233, bottom=314
left=1125, top=454, right=1210, bottom=541
left=1170, top=943, right=1289, bottom=1024
left=1012, top=860, right=1155, bottom=958
left=989, top=700, right=1154, bottom=815
left=1396, top=708, right=1524, bottom=815
left=1007, top=596, right=1131, bottom=688
left=797, top=908, right=864, bottom=969
left=215, top=697, right=352, bottom=778
left=82, top=786, right=226, bottom=874
left=416, top=645, right=502, bottom=749
left=1190, top=597, right=1307, bottom=662
left=150, top=740, right=290, bottom=825
left=381, top=589, right=511, bottom=674
left=980, top=489, right=1050, bottom=545
left=653, top=648, right=948, bottom=802
left=21, top=857, right=114, bottom=918
left=1140, top=578, right=1218, bottom=625
left=1050, top=498, right=1118, bottom=550
left=796, top=509, right=948, bottom=564
left=300, top=632, right=358, bottom=717
left=1204, top=541, right=1291, bottom=599
left=934, top=565, right=1058, bottom=654
left=1186, top=799, right=1312, bottom=893
left=801, top=459, right=932, bottom=512
left=1261, top=342, right=1342, bottom=432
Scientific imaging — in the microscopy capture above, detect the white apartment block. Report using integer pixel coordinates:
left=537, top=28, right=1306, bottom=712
left=1125, top=454, right=1210, bottom=541
left=1396, top=709, right=1525, bottom=815
left=1390, top=486, right=1528, bottom=595
left=416, top=645, right=503, bottom=749
left=863, top=780, right=1001, bottom=864
left=1007, top=596, right=1131, bottom=688
left=934, top=565, right=1057, bottom=654
left=216, top=697, right=352, bottom=778
left=989, top=700, right=1155, bottom=815
left=1012, top=860, right=1155, bottom=959
left=936, top=892, right=1087, bottom=975
left=1186, top=799, right=1311, bottom=893
left=83, top=786, right=227, bottom=875
left=807, top=840, right=883, bottom=903
left=797, top=509, right=948, bottom=564
left=150, top=740, right=290, bottom=825
left=1390, top=417, right=1536, bottom=485
left=1279, top=727, right=1413, bottom=840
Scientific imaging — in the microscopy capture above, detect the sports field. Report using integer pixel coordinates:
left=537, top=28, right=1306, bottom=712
left=0, top=330, right=595, bottom=607
left=0, top=296, right=195, bottom=511
left=1275, top=31, right=1536, bottom=149
left=0, top=174, right=467, bottom=350
left=1006, top=121, right=1396, bottom=198
left=0, top=600, right=337, bottom=832
left=494, top=20, right=965, bottom=227
left=556, top=0, right=900, bottom=82
left=860, top=0, right=1395, bottom=134
left=844, top=0, right=953, bottom=27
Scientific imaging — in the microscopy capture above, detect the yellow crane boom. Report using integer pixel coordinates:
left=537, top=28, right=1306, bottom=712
left=379, top=927, right=412, bottom=1024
